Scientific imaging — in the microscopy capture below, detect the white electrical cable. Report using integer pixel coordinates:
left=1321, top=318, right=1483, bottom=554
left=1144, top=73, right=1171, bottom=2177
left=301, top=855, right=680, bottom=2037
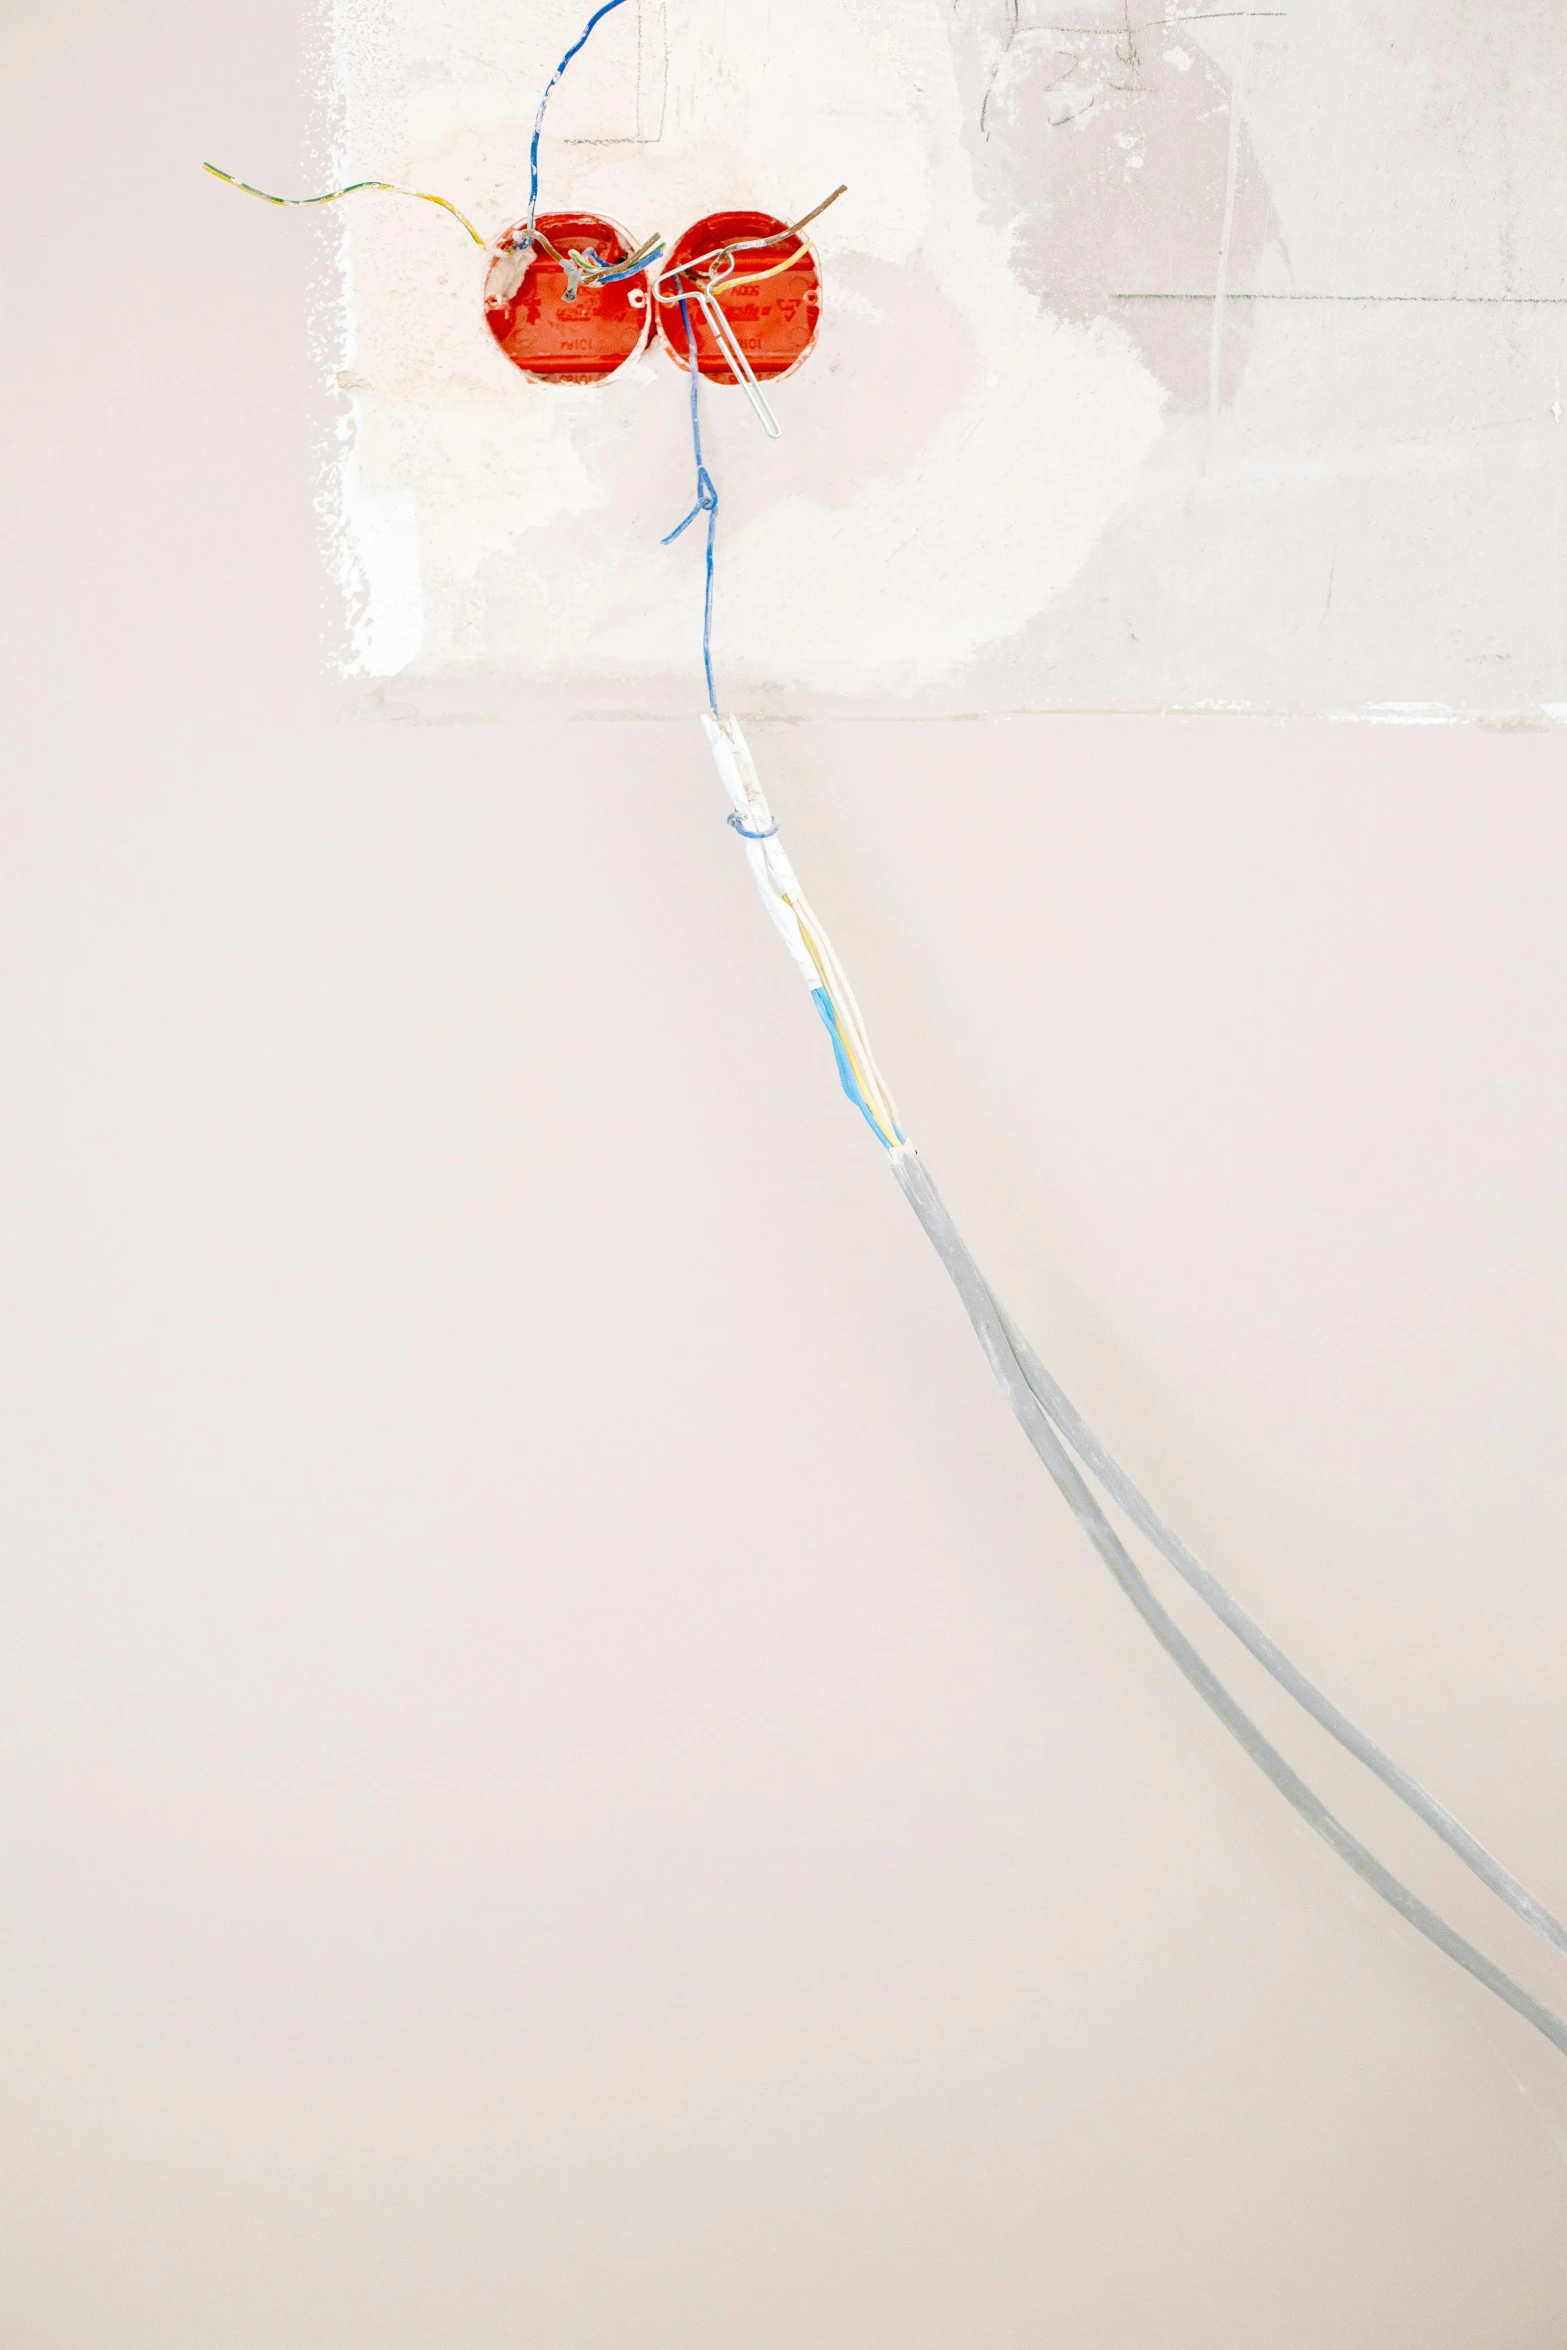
left=993, top=1302, right=1567, bottom=1964
left=704, top=713, right=902, bottom=1145
left=703, top=714, right=820, bottom=986
left=704, top=711, right=1567, bottom=2061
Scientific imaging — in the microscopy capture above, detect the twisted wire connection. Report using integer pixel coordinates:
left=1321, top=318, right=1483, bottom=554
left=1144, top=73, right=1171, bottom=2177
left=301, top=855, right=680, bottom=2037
left=590, top=234, right=667, bottom=283
left=559, top=231, right=668, bottom=296
left=489, top=219, right=663, bottom=306
left=658, top=187, right=847, bottom=290
left=702, top=710, right=1567, bottom=2062
left=202, top=163, right=486, bottom=246
left=654, top=185, right=846, bottom=307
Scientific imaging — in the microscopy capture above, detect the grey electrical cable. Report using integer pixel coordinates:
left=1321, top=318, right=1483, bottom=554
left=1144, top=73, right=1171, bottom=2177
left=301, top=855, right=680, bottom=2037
left=889, top=1144, right=1567, bottom=2064
left=991, top=1301, right=1567, bottom=1963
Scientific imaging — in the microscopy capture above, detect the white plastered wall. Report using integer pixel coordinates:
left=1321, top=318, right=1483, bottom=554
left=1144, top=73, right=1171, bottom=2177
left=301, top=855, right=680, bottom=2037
left=2, top=2, right=1566, bottom=2345
left=325, top=0, right=1567, bottom=717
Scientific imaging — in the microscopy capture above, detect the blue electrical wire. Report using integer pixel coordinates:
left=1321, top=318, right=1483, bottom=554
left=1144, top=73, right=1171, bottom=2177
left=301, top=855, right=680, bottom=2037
left=639, top=161, right=884, bottom=1141
left=525, top=6, right=714, bottom=707
left=661, top=298, right=720, bottom=715
left=527, top=0, right=633, bottom=241
left=595, top=244, right=666, bottom=282
left=666, top=313, right=896, bottom=1142
left=812, top=988, right=896, bottom=1144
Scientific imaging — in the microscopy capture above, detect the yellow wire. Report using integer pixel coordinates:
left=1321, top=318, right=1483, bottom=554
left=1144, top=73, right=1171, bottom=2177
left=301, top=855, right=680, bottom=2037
left=785, top=897, right=898, bottom=1146
left=718, top=240, right=815, bottom=294
left=203, top=163, right=487, bottom=248
left=655, top=237, right=811, bottom=305
left=657, top=185, right=846, bottom=302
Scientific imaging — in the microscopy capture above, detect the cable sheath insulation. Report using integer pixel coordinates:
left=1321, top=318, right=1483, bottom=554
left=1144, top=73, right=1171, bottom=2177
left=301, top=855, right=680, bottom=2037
left=993, top=1303, right=1567, bottom=1961
left=888, top=1143, right=1567, bottom=2063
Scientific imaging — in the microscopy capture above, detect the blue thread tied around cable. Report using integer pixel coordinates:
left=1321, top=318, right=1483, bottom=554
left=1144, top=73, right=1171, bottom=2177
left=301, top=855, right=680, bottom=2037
left=727, top=813, right=778, bottom=841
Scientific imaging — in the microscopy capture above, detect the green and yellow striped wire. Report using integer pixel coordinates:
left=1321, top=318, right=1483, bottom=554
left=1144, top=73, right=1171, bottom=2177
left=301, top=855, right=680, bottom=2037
left=203, top=162, right=487, bottom=247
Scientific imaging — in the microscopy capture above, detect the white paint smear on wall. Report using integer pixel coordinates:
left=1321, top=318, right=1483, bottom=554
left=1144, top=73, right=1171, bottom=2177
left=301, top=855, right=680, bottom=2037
left=320, top=0, right=1165, bottom=703
left=320, top=0, right=1567, bottom=716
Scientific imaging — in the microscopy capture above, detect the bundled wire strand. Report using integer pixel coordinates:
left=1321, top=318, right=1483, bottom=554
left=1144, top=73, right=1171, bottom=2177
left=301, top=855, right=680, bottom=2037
left=701, top=712, right=1567, bottom=2064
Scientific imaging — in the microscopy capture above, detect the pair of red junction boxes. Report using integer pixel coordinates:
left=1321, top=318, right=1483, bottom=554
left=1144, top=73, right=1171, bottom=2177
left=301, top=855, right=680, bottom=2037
left=484, top=207, right=820, bottom=388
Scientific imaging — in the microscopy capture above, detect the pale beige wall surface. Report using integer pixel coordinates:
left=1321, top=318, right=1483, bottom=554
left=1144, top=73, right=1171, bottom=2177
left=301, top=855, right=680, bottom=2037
left=3, top=5, right=1567, bottom=2346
